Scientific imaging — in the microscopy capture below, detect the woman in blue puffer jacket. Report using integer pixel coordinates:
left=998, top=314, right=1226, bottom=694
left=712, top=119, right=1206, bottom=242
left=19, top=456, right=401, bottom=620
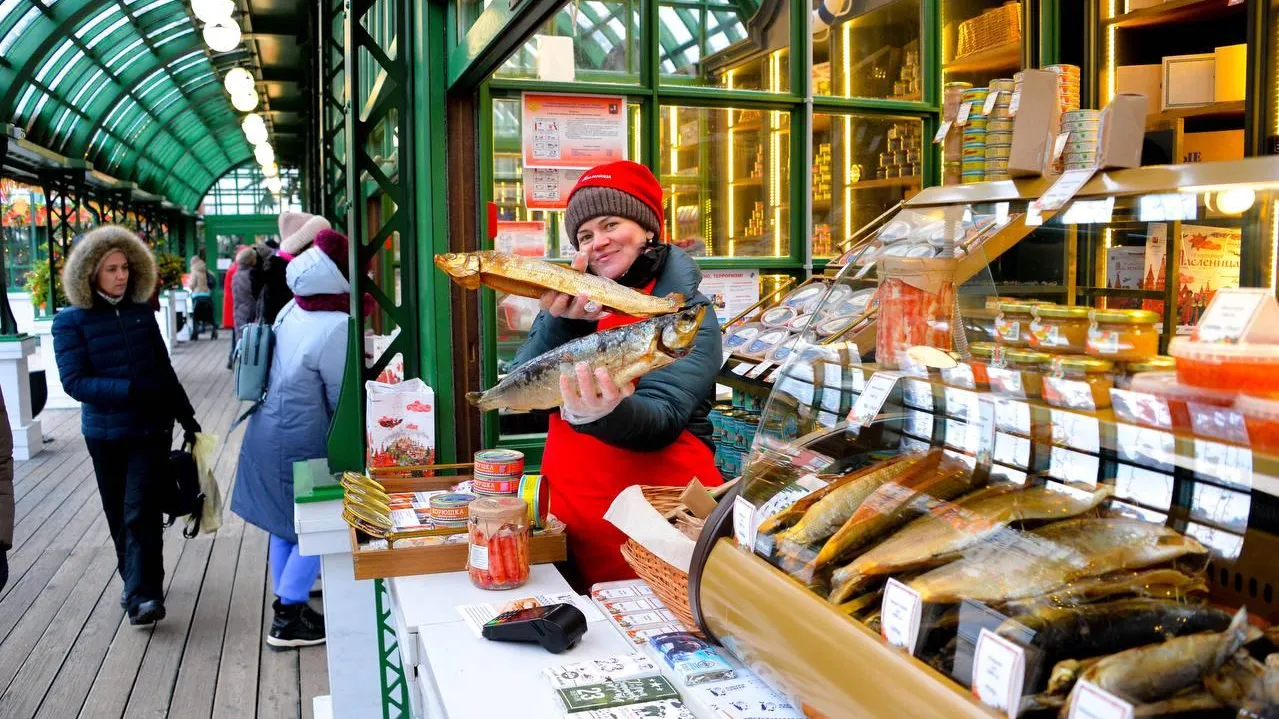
left=232, top=228, right=358, bottom=650
left=52, top=225, right=200, bottom=627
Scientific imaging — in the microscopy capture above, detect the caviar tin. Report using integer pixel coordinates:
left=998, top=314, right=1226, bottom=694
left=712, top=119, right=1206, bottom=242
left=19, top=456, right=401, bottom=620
left=474, top=449, right=525, bottom=477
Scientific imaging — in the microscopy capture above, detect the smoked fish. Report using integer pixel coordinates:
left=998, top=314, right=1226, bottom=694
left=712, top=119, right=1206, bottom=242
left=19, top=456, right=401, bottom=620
left=466, top=306, right=705, bottom=412
left=909, top=518, right=1208, bottom=605
left=1002, top=569, right=1209, bottom=614
left=435, top=251, right=684, bottom=317
left=996, top=598, right=1234, bottom=656
left=756, top=455, right=909, bottom=537
left=1064, top=607, right=1250, bottom=710
left=828, top=484, right=1112, bottom=603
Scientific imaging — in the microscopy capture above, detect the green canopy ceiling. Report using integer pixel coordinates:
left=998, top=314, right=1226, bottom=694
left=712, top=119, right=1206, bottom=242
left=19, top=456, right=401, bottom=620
left=0, top=0, right=253, bottom=209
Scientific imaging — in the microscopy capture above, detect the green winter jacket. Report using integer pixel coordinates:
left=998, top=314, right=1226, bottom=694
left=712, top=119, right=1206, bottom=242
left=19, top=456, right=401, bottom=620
left=510, top=245, right=721, bottom=451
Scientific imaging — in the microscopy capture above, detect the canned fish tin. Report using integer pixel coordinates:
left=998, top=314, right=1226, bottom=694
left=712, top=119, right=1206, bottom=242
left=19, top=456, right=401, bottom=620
left=473, top=475, right=521, bottom=495
left=430, top=493, right=477, bottom=526
left=989, top=78, right=1015, bottom=93
left=517, top=474, right=549, bottom=529
left=474, top=449, right=525, bottom=477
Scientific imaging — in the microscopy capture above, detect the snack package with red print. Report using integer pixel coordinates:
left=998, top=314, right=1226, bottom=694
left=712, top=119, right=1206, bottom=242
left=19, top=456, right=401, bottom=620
left=366, top=378, right=436, bottom=474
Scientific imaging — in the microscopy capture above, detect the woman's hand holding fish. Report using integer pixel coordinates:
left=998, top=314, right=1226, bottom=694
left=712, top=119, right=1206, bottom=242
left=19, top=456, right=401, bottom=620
left=559, top=361, right=634, bottom=425
left=540, top=252, right=605, bottom=320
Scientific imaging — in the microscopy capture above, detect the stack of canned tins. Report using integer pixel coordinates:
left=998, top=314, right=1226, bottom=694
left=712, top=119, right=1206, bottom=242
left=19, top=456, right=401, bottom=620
left=709, top=390, right=764, bottom=478
left=429, top=493, right=476, bottom=530
left=1062, top=109, right=1101, bottom=170
left=983, top=78, right=1016, bottom=181
left=942, top=82, right=973, bottom=186
left=1045, top=64, right=1082, bottom=112
left=960, top=87, right=991, bottom=185
left=472, top=449, right=524, bottom=497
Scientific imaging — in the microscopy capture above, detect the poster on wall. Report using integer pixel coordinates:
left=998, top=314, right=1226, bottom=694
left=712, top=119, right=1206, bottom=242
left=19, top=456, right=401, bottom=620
left=1142, top=223, right=1242, bottom=330
left=495, top=221, right=549, bottom=258
left=699, top=269, right=760, bottom=325
left=521, top=93, right=628, bottom=169
left=525, top=168, right=586, bottom=210
left=1105, top=246, right=1146, bottom=309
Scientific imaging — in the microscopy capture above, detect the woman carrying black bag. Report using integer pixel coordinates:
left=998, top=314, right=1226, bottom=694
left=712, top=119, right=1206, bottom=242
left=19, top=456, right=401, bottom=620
left=52, top=226, right=200, bottom=626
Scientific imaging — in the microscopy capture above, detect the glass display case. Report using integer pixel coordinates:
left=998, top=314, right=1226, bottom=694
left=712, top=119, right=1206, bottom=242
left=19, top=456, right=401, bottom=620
left=942, top=0, right=1025, bottom=89
left=693, top=157, right=1279, bottom=718
left=812, top=0, right=922, bottom=101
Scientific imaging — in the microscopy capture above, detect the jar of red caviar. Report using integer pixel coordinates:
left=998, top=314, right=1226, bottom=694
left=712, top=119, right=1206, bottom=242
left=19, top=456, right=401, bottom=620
left=1029, top=305, right=1090, bottom=354
left=1237, top=394, right=1279, bottom=456
left=467, top=497, right=530, bottom=590
left=1087, top=309, right=1160, bottom=361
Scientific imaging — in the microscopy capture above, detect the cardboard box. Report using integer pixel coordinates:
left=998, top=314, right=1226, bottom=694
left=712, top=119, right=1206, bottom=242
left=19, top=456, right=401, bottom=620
left=1162, top=53, right=1216, bottom=110
left=1117, top=64, right=1162, bottom=117
left=1214, top=44, right=1246, bottom=103
left=1008, top=69, right=1062, bottom=178
left=1098, top=94, right=1149, bottom=169
left=1181, top=129, right=1245, bottom=163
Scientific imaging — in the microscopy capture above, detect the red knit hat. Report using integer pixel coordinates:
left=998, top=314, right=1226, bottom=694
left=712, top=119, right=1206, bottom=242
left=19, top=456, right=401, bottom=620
left=313, top=229, right=350, bottom=279
left=564, top=161, right=664, bottom=248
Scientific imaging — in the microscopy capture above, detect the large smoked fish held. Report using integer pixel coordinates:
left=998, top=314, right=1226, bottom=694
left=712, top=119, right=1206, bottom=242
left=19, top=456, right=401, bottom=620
left=435, top=251, right=685, bottom=317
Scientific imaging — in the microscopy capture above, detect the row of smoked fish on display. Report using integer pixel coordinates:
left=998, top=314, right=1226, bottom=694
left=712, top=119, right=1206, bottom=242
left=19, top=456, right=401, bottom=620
left=753, top=449, right=1279, bottom=717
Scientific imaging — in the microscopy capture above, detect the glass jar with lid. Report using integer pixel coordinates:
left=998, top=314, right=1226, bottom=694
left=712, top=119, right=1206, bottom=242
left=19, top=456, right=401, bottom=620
left=1087, top=309, right=1160, bottom=361
left=996, top=301, right=1052, bottom=348
left=1029, top=305, right=1090, bottom=354
left=988, top=348, right=1050, bottom=398
left=1043, top=356, right=1115, bottom=410
left=468, top=497, right=531, bottom=590
left=1115, top=356, right=1176, bottom=389
left=942, top=341, right=997, bottom=390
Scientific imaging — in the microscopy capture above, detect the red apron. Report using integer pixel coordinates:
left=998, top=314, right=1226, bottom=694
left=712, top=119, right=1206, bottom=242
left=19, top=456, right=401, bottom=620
left=541, top=284, right=723, bottom=588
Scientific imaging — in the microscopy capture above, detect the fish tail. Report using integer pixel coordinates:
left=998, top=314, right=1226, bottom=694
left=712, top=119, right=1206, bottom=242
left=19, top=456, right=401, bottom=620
left=1217, top=607, right=1251, bottom=666
left=666, top=292, right=687, bottom=307
left=465, top=391, right=488, bottom=409
left=828, top=571, right=866, bottom=604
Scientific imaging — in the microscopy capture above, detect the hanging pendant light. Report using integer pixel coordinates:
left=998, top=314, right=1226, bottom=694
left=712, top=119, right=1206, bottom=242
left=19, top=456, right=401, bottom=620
left=242, top=113, right=268, bottom=145
left=203, top=20, right=241, bottom=53
left=254, top=143, right=275, bottom=165
left=265, top=176, right=283, bottom=194
left=230, top=88, right=258, bottom=112
left=224, top=67, right=255, bottom=97
left=191, top=0, right=234, bottom=24
left=262, top=161, right=279, bottom=178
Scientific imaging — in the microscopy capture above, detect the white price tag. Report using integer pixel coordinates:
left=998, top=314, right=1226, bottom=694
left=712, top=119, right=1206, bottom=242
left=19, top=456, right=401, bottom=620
left=933, top=120, right=954, bottom=144
left=731, top=362, right=756, bottom=376
left=1051, top=131, right=1072, bottom=162
left=1195, top=288, right=1268, bottom=343
left=848, top=371, right=900, bottom=427
left=1034, top=168, right=1098, bottom=213
left=983, top=90, right=1002, bottom=117
left=904, top=379, right=933, bottom=409
left=994, top=398, right=1032, bottom=435
left=764, top=365, right=784, bottom=383
left=720, top=349, right=732, bottom=368
left=906, top=410, right=934, bottom=439
left=972, top=628, right=1026, bottom=718
left=880, top=578, right=923, bottom=654
left=746, top=360, right=775, bottom=379
left=995, top=202, right=1011, bottom=226
left=1050, top=446, right=1100, bottom=486
left=1068, top=681, right=1134, bottom=719
left=956, top=101, right=974, bottom=127
left=1008, top=90, right=1021, bottom=116
left=945, top=387, right=980, bottom=421
left=732, top=496, right=758, bottom=551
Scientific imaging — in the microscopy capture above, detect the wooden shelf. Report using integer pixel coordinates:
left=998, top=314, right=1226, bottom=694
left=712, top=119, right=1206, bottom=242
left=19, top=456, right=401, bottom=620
left=944, top=42, right=1022, bottom=75
left=731, top=177, right=764, bottom=188
left=1106, top=0, right=1244, bottom=28
left=850, top=176, right=923, bottom=191
left=1146, top=100, right=1245, bottom=129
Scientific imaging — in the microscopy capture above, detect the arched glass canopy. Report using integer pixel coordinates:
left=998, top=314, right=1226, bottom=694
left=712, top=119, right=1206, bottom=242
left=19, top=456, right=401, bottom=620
left=0, top=0, right=252, bottom=209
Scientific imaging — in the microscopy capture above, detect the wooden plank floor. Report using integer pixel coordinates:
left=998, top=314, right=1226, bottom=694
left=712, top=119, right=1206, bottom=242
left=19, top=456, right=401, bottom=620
left=0, top=336, right=328, bottom=719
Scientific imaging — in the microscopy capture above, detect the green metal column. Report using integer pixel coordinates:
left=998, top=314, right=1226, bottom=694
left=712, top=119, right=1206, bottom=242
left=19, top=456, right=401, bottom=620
left=0, top=134, right=17, bottom=336
left=320, top=0, right=348, bottom=227
left=38, top=168, right=88, bottom=314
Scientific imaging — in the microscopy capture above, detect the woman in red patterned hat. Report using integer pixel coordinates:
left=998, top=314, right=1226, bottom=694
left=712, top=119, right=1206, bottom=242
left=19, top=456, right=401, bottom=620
left=509, top=160, right=724, bottom=590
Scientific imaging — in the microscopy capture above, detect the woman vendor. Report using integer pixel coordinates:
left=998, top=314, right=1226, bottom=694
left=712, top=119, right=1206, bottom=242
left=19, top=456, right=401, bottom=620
left=510, top=160, right=724, bottom=589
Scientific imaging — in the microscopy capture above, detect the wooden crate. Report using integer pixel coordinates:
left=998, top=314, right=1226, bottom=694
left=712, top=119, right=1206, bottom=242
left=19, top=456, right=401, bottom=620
left=351, top=529, right=568, bottom=580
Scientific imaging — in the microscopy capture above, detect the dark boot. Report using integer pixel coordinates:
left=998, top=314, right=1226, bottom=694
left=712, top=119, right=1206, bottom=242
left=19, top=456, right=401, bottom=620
left=129, top=599, right=165, bottom=627
left=267, top=599, right=325, bottom=649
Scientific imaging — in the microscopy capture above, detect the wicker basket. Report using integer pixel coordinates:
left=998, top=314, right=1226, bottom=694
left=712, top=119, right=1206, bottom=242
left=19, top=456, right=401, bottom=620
left=955, top=1, right=1022, bottom=59
left=618, top=485, right=706, bottom=637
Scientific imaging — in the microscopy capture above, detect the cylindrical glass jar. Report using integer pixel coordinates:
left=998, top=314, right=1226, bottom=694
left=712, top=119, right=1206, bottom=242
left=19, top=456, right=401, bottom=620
left=989, top=348, right=1049, bottom=398
left=1115, top=356, right=1176, bottom=389
left=1087, top=309, right=1160, bottom=361
left=996, top=301, right=1050, bottom=348
left=1043, top=356, right=1115, bottom=410
left=943, top=341, right=996, bottom=390
left=467, top=497, right=530, bottom=591
left=1029, top=305, right=1089, bottom=354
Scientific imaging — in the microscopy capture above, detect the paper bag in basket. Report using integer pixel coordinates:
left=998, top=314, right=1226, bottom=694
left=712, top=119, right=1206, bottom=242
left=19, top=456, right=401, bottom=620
left=604, top=485, right=695, bottom=573
left=366, top=378, right=436, bottom=472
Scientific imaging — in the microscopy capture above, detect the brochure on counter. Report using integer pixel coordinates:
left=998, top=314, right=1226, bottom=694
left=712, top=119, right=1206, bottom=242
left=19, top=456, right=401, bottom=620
left=456, top=592, right=605, bottom=637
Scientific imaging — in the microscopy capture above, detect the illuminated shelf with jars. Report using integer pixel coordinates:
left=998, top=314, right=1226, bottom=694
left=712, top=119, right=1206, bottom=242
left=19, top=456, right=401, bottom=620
left=941, top=0, right=1026, bottom=88
left=812, top=0, right=923, bottom=101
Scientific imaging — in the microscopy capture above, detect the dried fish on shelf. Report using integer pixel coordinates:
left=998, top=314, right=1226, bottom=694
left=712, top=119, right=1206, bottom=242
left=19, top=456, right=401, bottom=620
left=995, top=598, right=1234, bottom=658
left=466, top=306, right=705, bottom=412
left=1002, top=569, right=1210, bottom=614
left=829, top=484, right=1113, bottom=603
left=435, top=251, right=684, bottom=317
left=756, top=455, right=910, bottom=537
left=909, top=518, right=1208, bottom=605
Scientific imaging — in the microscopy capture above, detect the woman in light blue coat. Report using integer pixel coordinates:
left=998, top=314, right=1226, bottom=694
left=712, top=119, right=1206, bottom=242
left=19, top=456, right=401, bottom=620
left=233, top=228, right=353, bottom=649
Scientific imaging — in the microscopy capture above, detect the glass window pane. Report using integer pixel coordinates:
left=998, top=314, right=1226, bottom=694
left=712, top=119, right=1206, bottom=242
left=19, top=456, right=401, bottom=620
left=660, top=1, right=789, bottom=92
left=942, top=0, right=1024, bottom=89
left=495, top=1, right=641, bottom=84
left=811, top=113, right=923, bottom=259
left=813, top=0, right=921, bottom=100
left=660, top=105, right=790, bottom=258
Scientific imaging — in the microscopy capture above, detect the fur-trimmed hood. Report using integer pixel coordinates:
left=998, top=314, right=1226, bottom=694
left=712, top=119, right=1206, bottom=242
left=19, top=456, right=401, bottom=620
left=61, top=225, right=157, bottom=309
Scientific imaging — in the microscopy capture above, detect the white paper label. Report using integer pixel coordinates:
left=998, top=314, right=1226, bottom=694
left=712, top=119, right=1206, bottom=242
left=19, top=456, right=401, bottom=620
left=933, top=120, right=954, bottom=144
left=1051, top=131, right=1072, bottom=162
left=468, top=543, right=489, bottom=570
left=746, top=360, right=775, bottom=379
left=732, top=496, right=758, bottom=551
left=849, top=371, right=900, bottom=427
left=906, top=410, right=934, bottom=439
left=764, top=365, right=784, bottom=383
left=1069, top=681, right=1135, bottom=719
left=956, top=101, right=974, bottom=126
left=983, top=91, right=1002, bottom=116
left=1008, top=90, right=1021, bottom=116
left=1195, top=288, right=1267, bottom=343
left=1050, top=446, right=1100, bottom=486
left=1034, top=168, right=1098, bottom=213
left=904, top=379, right=933, bottom=409
left=973, top=628, right=1026, bottom=718
left=880, top=578, right=923, bottom=653
left=732, top=362, right=756, bottom=376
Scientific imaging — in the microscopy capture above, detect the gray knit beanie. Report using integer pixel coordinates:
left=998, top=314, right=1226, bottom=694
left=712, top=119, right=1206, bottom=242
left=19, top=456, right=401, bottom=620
left=564, top=186, right=661, bottom=249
